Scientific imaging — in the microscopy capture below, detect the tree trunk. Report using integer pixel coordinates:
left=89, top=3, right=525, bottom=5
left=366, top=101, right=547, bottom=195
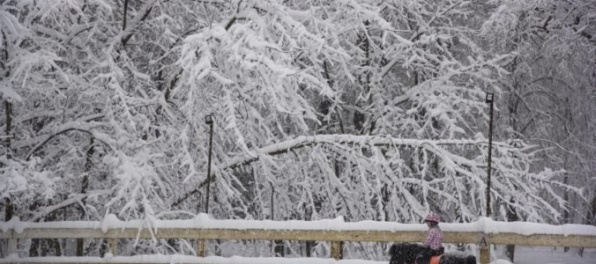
left=77, top=137, right=95, bottom=256
left=506, top=197, right=519, bottom=261
left=270, top=182, right=284, bottom=257
left=4, top=101, right=13, bottom=221
left=3, top=198, right=12, bottom=221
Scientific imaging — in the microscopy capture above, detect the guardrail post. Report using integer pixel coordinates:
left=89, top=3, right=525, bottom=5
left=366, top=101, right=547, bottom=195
left=330, top=241, right=343, bottom=259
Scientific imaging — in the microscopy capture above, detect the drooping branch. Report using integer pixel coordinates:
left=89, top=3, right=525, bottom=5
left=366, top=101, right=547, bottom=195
left=220, top=134, right=497, bottom=170
left=28, top=190, right=111, bottom=222
left=170, top=134, right=516, bottom=208
left=24, top=115, right=113, bottom=160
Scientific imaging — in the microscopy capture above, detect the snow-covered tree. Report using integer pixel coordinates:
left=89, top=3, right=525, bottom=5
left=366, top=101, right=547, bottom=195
left=481, top=0, right=596, bottom=223
left=480, top=0, right=596, bottom=260
left=0, top=0, right=589, bottom=258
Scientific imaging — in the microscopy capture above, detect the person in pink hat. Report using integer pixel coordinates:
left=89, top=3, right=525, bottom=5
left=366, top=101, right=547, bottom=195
left=416, top=212, right=444, bottom=264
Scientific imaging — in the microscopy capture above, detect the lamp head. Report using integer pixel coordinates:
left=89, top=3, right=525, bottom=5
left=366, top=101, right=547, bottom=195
left=485, top=93, right=494, bottom=103
left=205, top=114, right=213, bottom=125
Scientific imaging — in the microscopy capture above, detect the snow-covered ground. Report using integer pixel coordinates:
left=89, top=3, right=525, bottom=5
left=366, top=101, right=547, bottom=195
left=502, top=246, right=595, bottom=264
left=1, top=247, right=593, bottom=264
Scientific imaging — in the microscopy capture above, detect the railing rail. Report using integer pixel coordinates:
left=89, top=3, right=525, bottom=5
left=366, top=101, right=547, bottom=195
left=1, top=217, right=595, bottom=264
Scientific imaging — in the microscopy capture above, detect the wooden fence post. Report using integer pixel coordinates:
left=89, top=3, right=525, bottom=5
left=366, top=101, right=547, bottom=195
left=197, top=239, right=206, bottom=257
left=8, top=236, right=17, bottom=257
left=480, top=245, right=489, bottom=264
left=479, top=233, right=490, bottom=264
left=108, top=238, right=117, bottom=256
left=330, top=241, right=343, bottom=259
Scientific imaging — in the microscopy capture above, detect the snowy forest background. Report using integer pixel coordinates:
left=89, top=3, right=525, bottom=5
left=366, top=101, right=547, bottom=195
left=1, top=0, right=595, bottom=261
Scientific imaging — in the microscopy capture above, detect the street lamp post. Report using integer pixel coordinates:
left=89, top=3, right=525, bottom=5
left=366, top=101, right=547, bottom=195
left=485, top=93, right=494, bottom=217
left=204, top=114, right=214, bottom=214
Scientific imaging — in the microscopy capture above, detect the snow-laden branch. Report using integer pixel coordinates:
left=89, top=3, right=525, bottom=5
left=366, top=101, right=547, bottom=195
left=28, top=190, right=112, bottom=222
left=23, top=116, right=114, bottom=160
left=220, top=134, right=499, bottom=170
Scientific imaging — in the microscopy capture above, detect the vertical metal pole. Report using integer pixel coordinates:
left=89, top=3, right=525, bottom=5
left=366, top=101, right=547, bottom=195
left=205, top=121, right=214, bottom=214
left=486, top=99, right=494, bottom=217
